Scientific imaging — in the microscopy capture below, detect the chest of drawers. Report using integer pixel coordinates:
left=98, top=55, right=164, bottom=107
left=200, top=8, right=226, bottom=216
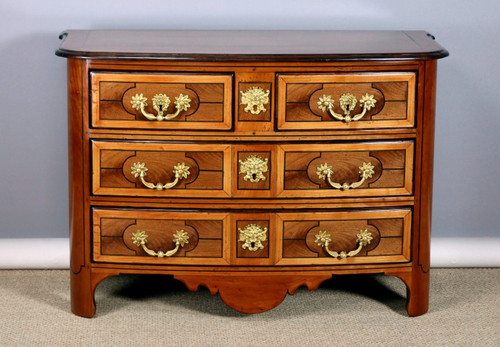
left=56, top=30, right=448, bottom=317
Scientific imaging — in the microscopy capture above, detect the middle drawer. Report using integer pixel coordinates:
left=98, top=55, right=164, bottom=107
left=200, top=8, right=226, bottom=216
left=92, top=140, right=414, bottom=198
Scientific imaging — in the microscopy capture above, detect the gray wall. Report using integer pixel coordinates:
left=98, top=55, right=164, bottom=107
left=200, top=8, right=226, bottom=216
left=1, top=0, right=499, bottom=238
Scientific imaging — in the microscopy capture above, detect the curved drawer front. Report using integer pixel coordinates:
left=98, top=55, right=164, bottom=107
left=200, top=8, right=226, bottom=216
left=276, top=209, right=412, bottom=265
left=93, top=208, right=410, bottom=266
left=277, top=141, right=414, bottom=198
left=92, top=141, right=231, bottom=197
left=91, top=72, right=232, bottom=130
left=93, top=209, right=230, bottom=265
left=277, top=73, right=416, bottom=130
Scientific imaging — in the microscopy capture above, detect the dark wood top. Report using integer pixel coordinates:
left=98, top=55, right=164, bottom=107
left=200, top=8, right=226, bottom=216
left=56, top=30, right=448, bottom=62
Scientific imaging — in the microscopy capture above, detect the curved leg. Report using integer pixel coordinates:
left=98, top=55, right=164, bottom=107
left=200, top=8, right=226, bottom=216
left=71, top=269, right=116, bottom=318
left=70, top=268, right=94, bottom=318
left=388, top=267, right=429, bottom=317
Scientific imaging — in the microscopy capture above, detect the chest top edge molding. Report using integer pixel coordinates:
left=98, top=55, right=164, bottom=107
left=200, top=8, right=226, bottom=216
left=56, top=30, right=449, bottom=62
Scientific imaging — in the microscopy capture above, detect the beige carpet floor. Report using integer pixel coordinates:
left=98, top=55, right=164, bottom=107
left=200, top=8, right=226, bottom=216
left=0, top=269, right=499, bottom=346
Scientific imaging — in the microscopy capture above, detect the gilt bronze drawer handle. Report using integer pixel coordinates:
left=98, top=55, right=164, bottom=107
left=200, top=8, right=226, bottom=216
left=317, top=93, right=376, bottom=123
left=238, top=224, right=268, bottom=251
left=240, top=87, right=270, bottom=114
left=130, top=93, right=191, bottom=121
left=239, top=155, right=268, bottom=183
left=316, top=162, right=375, bottom=191
left=131, top=162, right=190, bottom=190
left=131, top=230, right=189, bottom=258
left=314, top=229, right=373, bottom=259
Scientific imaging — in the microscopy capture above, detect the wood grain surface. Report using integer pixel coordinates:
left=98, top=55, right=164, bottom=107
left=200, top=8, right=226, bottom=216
left=277, top=73, right=416, bottom=130
left=59, top=30, right=446, bottom=317
left=91, top=73, right=232, bottom=130
left=57, top=30, right=449, bottom=61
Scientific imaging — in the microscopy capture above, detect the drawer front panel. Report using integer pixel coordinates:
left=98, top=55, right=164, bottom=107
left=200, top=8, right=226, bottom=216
left=232, top=213, right=275, bottom=266
left=93, top=209, right=409, bottom=266
left=93, top=209, right=230, bottom=265
left=277, top=141, right=414, bottom=198
left=91, top=73, right=232, bottom=130
left=92, top=141, right=232, bottom=197
left=233, top=144, right=275, bottom=198
left=276, top=209, right=411, bottom=265
left=277, top=73, right=416, bottom=130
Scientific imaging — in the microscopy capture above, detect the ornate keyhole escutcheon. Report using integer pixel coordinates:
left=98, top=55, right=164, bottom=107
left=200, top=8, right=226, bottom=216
left=240, top=87, right=270, bottom=115
left=152, top=94, right=171, bottom=113
left=339, top=93, right=358, bottom=117
left=239, top=155, right=269, bottom=183
left=238, top=224, right=268, bottom=251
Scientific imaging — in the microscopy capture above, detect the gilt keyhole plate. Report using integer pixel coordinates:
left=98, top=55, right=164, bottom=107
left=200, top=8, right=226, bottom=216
left=238, top=224, right=268, bottom=252
left=239, top=155, right=269, bottom=183
left=240, top=87, right=270, bottom=115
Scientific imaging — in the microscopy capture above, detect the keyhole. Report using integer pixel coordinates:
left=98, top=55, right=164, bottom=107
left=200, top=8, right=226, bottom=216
left=252, top=173, right=257, bottom=180
left=158, top=104, right=163, bottom=111
left=250, top=242, right=256, bottom=249
left=346, top=104, right=350, bottom=111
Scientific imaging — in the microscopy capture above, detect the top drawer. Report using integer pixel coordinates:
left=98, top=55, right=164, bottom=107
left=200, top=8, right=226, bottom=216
left=277, top=73, right=416, bottom=130
left=90, top=72, right=232, bottom=130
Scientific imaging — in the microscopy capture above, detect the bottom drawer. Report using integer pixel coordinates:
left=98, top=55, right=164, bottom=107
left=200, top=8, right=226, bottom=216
left=276, top=210, right=412, bottom=265
left=93, top=208, right=411, bottom=266
left=93, top=209, right=231, bottom=265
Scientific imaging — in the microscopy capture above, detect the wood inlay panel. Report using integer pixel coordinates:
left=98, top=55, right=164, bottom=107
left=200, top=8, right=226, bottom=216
left=91, top=73, right=232, bottom=130
left=231, top=213, right=275, bottom=266
left=92, top=141, right=231, bottom=198
left=276, top=210, right=411, bottom=265
left=237, top=151, right=271, bottom=191
left=277, top=142, right=414, bottom=198
left=93, top=209, right=230, bottom=265
left=277, top=73, right=416, bottom=130
left=233, top=144, right=276, bottom=198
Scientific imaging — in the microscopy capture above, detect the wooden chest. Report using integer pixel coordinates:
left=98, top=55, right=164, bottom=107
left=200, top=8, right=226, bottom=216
left=56, top=30, right=448, bottom=317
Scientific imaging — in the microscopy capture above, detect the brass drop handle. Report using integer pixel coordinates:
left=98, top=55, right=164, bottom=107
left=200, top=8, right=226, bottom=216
left=132, top=230, right=189, bottom=258
left=131, top=162, right=190, bottom=190
left=130, top=93, right=191, bottom=121
left=238, top=224, right=268, bottom=252
left=314, top=229, right=373, bottom=259
left=240, top=87, right=270, bottom=114
left=316, top=162, right=375, bottom=190
left=317, top=93, right=376, bottom=123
